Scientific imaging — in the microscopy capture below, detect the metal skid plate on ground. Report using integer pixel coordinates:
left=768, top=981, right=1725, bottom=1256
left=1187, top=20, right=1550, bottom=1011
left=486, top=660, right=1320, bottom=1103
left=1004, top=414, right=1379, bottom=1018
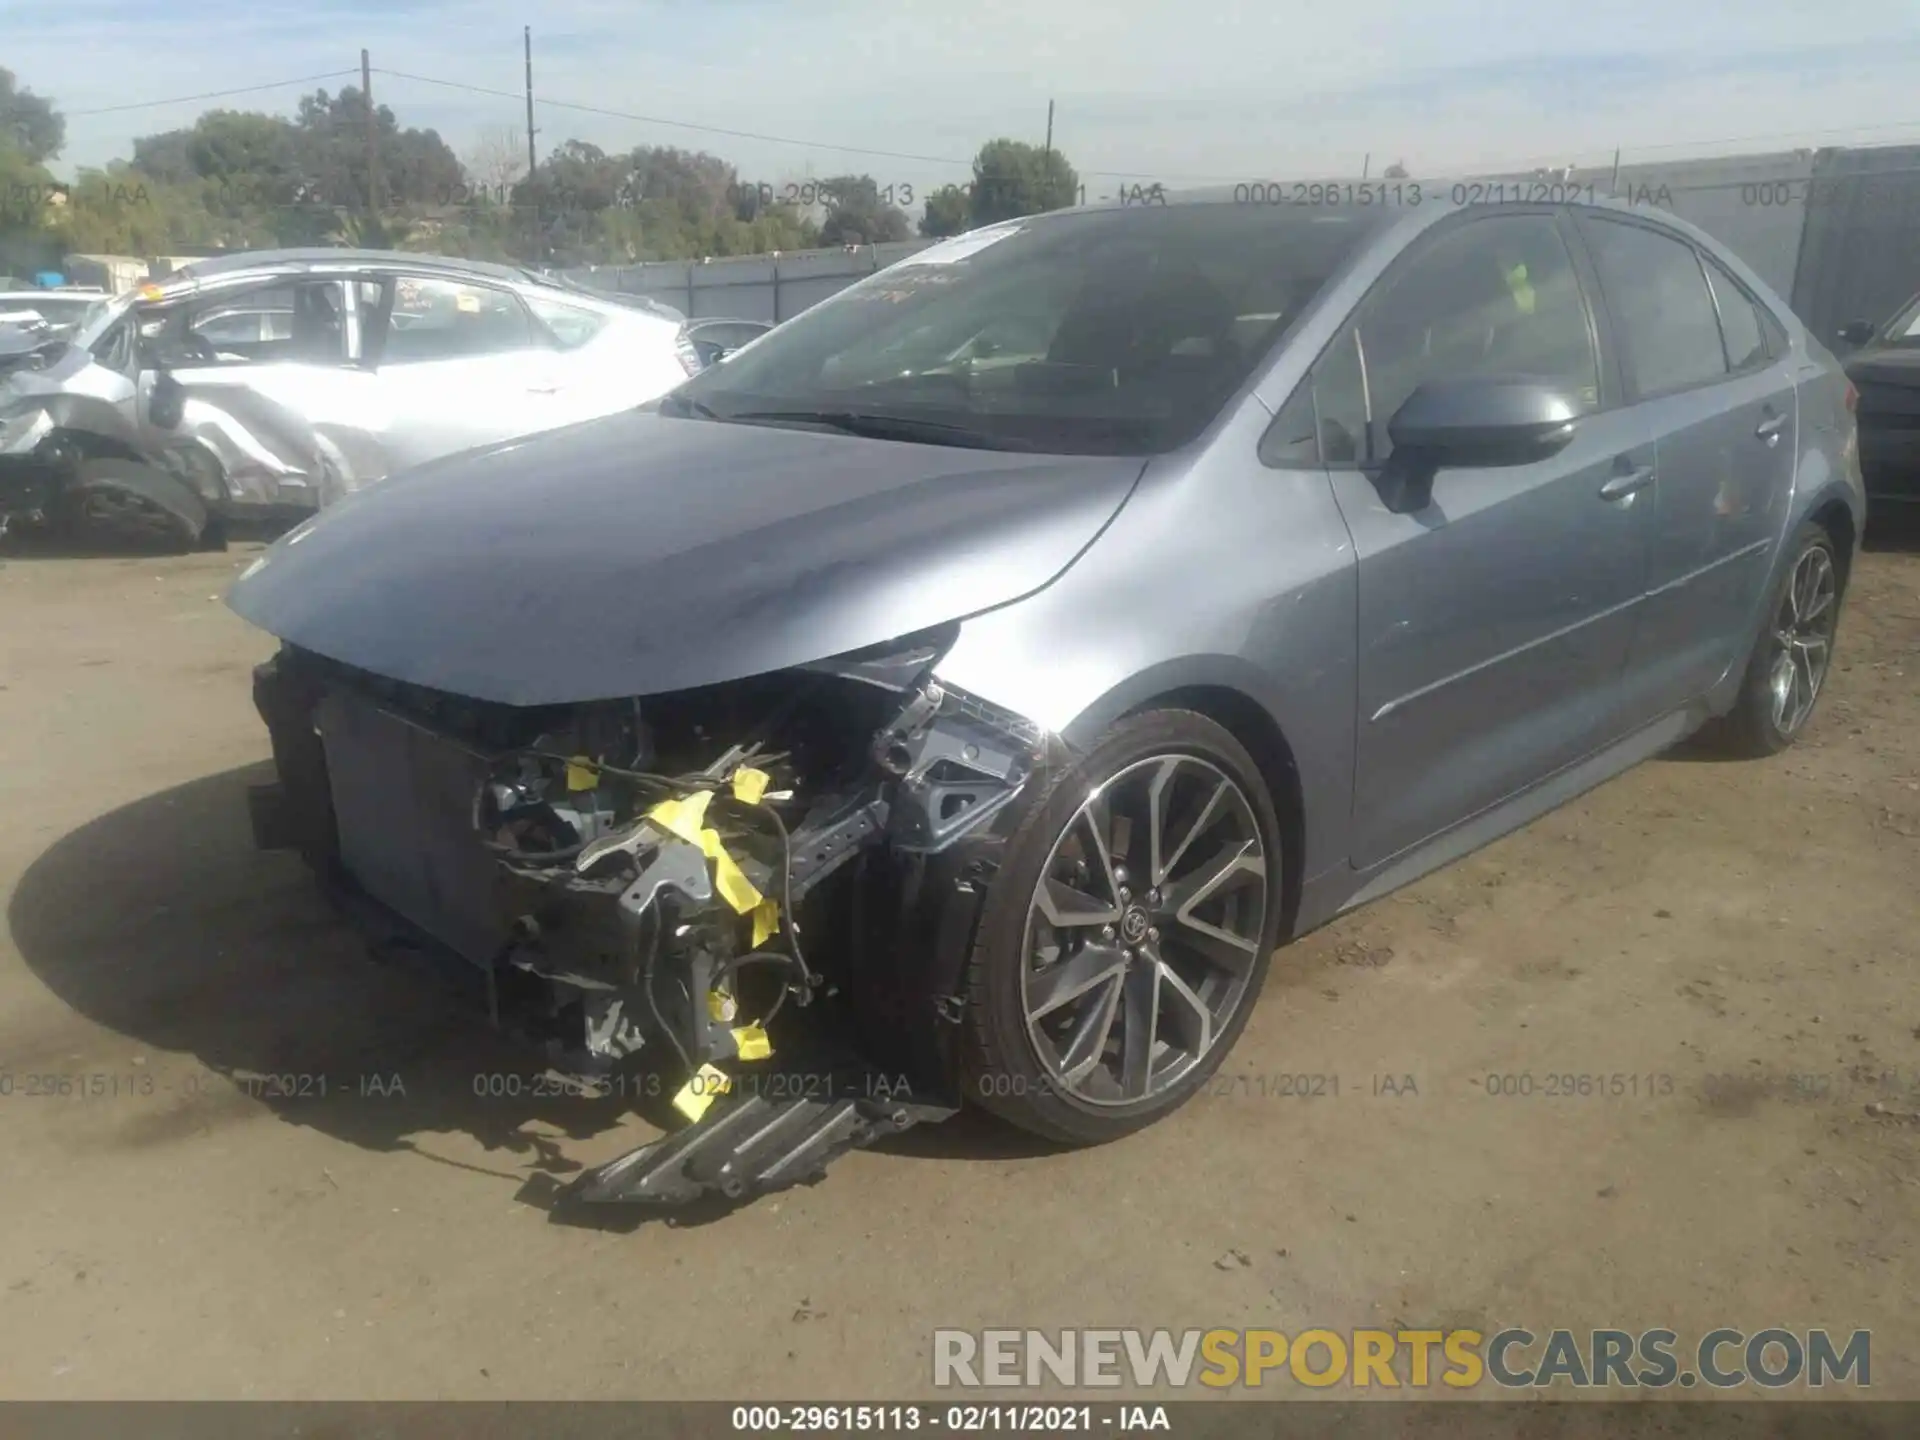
left=567, top=1083, right=959, bottom=1206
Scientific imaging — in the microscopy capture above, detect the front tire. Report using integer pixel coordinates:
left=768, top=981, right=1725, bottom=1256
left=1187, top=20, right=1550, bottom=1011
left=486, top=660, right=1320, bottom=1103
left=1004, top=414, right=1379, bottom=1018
left=960, top=709, right=1285, bottom=1146
left=59, top=459, right=207, bottom=553
left=1705, top=521, right=1843, bottom=757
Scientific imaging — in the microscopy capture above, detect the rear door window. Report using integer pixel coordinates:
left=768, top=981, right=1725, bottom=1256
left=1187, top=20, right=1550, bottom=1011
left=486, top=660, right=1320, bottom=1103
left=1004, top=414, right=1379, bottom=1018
left=381, top=277, right=537, bottom=363
left=1582, top=218, right=1728, bottom=398
left=525, top=294, right=610, bottom=351
left=1700, top=256, right=1769, bottom=371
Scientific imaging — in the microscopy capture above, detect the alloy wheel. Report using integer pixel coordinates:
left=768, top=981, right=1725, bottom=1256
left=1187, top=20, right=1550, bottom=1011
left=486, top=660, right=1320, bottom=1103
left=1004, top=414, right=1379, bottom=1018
left=1768, top=545, right=1837, bottom=737
left=1018, top=753, right=1271, bottom=1107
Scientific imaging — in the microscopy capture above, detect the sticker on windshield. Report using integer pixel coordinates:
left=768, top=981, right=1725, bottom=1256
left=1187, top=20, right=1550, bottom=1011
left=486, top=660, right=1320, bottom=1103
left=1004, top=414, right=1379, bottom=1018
left=897, top=221, right=1025, bottom=268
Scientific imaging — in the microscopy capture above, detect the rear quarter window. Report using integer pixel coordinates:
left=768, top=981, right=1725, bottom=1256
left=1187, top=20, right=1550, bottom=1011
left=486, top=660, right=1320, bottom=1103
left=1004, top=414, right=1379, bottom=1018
left=526, top=295, right=612, bottom=351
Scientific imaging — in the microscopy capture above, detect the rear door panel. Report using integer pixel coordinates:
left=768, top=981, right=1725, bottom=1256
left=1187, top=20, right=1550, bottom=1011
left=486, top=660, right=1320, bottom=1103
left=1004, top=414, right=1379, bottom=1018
left=1572, top=212, right=1799, bottom=719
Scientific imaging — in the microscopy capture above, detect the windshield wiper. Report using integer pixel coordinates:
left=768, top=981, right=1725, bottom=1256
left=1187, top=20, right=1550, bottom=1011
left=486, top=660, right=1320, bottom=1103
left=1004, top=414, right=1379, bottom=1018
left=720, top=409, right=1038, bottom=451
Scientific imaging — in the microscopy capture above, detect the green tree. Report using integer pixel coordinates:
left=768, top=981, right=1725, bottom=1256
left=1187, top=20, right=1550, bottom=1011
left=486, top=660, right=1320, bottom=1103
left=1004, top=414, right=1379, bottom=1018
left=292, top=86, right=463, bottom=211
left=817, top=174, right=911, bottom=245
left=0, top=139, right=62, bottom=276
left=0, top=68, right=64, bottom=165
left=326, top=209, right=427, bottom=250
left=968, top=138, right=1077, bottom=225
left=1382, top=160, right=1409, bottom=179
left=920, top=183, right=971, bottom=238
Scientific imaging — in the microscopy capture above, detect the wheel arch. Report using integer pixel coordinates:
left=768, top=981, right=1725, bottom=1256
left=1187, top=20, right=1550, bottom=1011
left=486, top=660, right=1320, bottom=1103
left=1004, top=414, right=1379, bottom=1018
left=1054, top=658, right=1311, bottom=945
left=1806, top=492, right=1857, bottom=593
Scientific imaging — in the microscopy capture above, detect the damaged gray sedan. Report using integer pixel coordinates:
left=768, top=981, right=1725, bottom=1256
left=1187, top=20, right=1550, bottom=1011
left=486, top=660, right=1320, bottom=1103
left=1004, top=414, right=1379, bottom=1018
left=229, top=195, right=1863, bottom=1206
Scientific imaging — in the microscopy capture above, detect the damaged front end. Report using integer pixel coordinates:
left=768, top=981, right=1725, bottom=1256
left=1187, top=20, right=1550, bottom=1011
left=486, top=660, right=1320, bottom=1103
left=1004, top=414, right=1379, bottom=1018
left=249, top=629, right=1054, bottom=1206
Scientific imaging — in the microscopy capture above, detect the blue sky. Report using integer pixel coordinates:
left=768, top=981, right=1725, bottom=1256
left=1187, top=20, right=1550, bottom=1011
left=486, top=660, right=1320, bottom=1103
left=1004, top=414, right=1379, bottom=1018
left=9, top=0, right=1920, bottom=200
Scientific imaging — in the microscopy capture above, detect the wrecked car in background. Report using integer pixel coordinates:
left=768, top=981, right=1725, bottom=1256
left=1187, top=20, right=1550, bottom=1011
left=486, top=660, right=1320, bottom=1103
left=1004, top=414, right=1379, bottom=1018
left=0, top=250, right=699, bottom=548
left=229, top=194, right=1863, bottom=1209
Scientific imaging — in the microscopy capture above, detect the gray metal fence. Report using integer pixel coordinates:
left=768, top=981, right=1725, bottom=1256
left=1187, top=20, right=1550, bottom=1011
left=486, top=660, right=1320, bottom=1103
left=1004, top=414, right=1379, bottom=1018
left=560, top=142, right=1920, bottom=348
left=560, top=240, right=934, bottom=323
left=1791, top=145, right=1920, bottom=343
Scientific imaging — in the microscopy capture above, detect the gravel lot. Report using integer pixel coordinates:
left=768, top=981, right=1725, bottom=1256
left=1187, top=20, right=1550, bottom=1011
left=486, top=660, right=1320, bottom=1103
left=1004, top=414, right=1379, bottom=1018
left=0, top=526, right=1916, bottom=1401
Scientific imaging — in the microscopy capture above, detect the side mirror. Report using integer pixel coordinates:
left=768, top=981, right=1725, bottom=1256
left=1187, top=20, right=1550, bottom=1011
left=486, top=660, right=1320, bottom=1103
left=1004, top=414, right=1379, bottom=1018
left=1835, top=319, right=1877, bottom=348
left=1374, top=378, right=1580, bottom=514
left=149, top=369, right=187, bottom=431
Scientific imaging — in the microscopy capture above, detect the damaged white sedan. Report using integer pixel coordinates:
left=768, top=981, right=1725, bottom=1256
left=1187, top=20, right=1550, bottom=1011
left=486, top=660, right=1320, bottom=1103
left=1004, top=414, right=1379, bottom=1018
left=0, top=250, right=696, bottom=548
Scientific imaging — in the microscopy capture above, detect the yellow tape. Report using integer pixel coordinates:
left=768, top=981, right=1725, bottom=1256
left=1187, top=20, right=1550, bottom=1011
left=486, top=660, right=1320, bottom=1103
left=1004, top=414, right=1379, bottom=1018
left=731, top=766, right=772, bottom=805
left=647, top=790, right=714, bottom=843
left=671, top=1063, right=732, bottom=1123
left=646, top=787, right=764, bottom=913
left=565, top=755, right=599, bottom=791
left=708, top=839, right=764, bottom=914
left=731, top=1023, right=772, bottom=1062
left=750, top=897, right=781, bottom=948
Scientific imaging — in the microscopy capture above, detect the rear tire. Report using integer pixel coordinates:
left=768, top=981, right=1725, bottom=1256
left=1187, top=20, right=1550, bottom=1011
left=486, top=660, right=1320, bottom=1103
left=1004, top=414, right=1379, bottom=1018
left=60, top=459, right=207, bottom=553
left=1703, top=521, right=1843, bottom=757
left=960, top=708, right=1285, bottom=1146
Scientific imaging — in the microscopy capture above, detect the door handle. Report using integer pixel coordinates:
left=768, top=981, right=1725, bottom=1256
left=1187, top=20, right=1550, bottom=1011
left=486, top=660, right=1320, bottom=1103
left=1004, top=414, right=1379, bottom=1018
left=1599, top=465, right=1656, bottom=501
left=526, top=383, right=560, bottom=395
left=1755, top=412, right=1788, bottom=443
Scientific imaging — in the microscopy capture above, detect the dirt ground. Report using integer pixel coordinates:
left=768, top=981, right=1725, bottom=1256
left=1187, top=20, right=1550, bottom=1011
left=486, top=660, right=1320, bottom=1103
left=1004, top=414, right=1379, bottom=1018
left=0, top=524, right=1916, bottom=1404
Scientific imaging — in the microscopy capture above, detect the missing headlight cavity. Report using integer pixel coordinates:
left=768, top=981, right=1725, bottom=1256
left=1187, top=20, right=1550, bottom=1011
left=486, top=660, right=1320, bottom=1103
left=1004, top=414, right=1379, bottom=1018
left=252, top=632, right=1047, bottom=1206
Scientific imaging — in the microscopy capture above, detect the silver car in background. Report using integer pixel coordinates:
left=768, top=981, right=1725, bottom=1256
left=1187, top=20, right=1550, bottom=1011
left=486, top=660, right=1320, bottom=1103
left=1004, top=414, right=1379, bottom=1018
left=0, top=250, right=700, bottom=547
left=0, top=289, right=109, bottom=342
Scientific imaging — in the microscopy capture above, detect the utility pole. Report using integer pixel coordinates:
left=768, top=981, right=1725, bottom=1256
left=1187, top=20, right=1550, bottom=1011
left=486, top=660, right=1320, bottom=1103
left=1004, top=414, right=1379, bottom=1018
left=361, top=49, right=381, bottom=219
left=1042, top=99, right=1054, bottom=205
left=524, top=28, right=538, bottom=179
left=1361, top=152, right=1371, bottom=179
left=523, top=26, right=540, bottom=263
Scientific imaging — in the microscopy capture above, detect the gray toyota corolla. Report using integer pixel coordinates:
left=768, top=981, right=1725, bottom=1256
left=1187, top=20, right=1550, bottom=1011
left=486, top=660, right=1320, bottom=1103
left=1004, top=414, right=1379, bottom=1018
left=230, top=194, right=1865, bottom=1206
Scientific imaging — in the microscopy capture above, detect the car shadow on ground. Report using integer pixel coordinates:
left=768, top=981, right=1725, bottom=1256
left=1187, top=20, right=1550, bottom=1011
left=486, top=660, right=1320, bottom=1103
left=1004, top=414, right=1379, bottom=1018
left=0, top=517, right=290, bottom=562
left=6, top=762, right=1059, bottom=1230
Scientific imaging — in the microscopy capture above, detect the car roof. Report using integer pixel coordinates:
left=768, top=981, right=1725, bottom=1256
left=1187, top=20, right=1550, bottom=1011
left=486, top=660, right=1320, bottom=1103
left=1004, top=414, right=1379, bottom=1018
left=150, top=250, right=685, bottom=322
left=169, top=248, right=545, bottom=285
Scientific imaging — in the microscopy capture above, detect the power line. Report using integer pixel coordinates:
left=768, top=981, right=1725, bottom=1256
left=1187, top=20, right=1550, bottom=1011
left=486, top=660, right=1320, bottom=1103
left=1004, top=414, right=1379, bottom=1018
left=374, top=63, right=1920, bottom=187
left=375, top=66, right=1242, bottom=180
left=58, top=61, right=1920, bottom=187
left=371, top=67, right=986, bottom=171
left=64, top=70, right=363, bottom=118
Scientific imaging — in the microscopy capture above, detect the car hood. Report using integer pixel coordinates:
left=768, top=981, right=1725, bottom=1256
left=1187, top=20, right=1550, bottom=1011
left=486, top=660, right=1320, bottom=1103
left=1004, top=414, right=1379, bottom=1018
left=228, top=409, right=1145, bottom=706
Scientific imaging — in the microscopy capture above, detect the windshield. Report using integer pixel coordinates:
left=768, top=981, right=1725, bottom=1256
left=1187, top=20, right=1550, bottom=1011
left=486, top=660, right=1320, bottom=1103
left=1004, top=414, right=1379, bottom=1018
left=665, top=202, right=1391, bottom=455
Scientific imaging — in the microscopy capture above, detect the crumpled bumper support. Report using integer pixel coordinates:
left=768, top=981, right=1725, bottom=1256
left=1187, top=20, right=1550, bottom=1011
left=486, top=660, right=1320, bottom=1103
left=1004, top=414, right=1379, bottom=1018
left=567, top=1083, right=959, bottom=1206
